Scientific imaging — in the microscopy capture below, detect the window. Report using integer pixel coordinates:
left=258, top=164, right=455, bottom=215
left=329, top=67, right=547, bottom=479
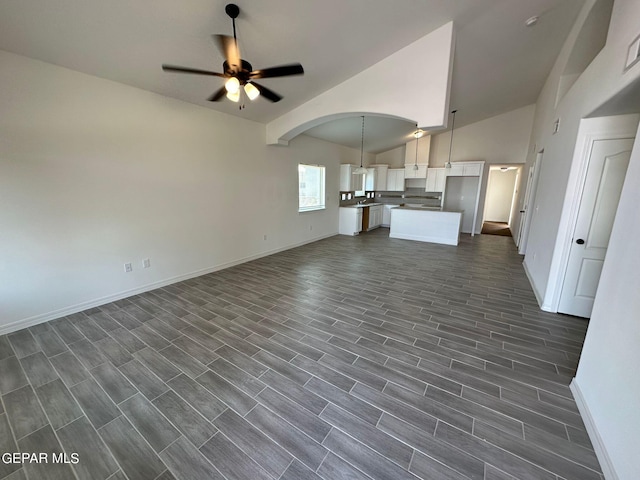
left=354, top=173, right=366, bottom=198
left=298, top=164, right=325, bottom=212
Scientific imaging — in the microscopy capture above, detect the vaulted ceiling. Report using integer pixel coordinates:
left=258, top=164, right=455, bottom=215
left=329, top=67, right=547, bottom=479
left=0, top=0, right=585, bottom=152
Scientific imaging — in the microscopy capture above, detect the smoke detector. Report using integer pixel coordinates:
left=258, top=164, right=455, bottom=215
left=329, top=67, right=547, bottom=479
left=525, top=16, right=539, bottom=27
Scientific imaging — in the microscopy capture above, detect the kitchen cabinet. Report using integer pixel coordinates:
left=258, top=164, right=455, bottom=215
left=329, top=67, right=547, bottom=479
left=382, top=205, right=396, bottom=227
left=404, top=164, right=428, bottom=179
left=340, top=164, right=353, bottom=191
left=445, top=162, right=482, bottom=177
left=366, top=165, right=388, bottom=191
left=386, top=168, right=405, bottom=191
left=426, top=168, right=446, bottom=192
left=365, top=168, right=376, bottom=191
left=367, top=205, right=383, bottom=230
left=340, top=164, right=364, bottom=191
left=338, top=207, right=363, bottom=235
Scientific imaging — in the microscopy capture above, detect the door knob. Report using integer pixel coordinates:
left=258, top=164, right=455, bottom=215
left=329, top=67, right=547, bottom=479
left=576, top=238, right=585, bottom=245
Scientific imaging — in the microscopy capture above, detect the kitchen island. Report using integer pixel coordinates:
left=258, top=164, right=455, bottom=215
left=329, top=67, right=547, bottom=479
left=389, top=206, right=462, bottom=246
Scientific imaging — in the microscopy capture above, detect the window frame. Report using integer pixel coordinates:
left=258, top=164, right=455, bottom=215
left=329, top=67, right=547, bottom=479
left=298, top=163, right=326, bottom=213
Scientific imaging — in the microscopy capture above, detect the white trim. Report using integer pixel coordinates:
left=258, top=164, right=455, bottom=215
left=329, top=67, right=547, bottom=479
left=543, top=114, right=640, bottom=312
left=570, top=378, right=619, bottom=480
left=518, top=152, right=542, bottom=255
left=522, top=258, right=548, bottom=309
left=298, top=206, right=326, bottom=213
left=0, top=233, right=336, bottom=335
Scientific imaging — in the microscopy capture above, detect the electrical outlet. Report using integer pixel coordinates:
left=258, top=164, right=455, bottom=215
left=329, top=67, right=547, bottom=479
left=263, top=235, right=267, bottom=241
left=142, top=258, right=151, bottom=269
left=124, top=263, right=133, bottom=273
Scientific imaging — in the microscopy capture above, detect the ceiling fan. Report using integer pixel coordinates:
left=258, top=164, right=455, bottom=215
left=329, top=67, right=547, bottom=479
left=162, top=3, right=304, bottom=106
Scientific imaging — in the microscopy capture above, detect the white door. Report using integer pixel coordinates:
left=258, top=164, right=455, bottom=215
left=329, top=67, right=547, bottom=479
left=517, top=155, right=540, bottom=252
left=558, top=138, right=634, bottom=317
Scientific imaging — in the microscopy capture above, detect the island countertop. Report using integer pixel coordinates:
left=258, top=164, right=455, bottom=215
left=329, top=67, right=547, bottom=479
left=345, top=203, right=383, bottom=208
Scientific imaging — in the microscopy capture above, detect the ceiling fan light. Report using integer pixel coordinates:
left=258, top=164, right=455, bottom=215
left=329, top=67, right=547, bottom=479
left=244, top=82, right=260, bottom=100
left=226, top=90, right=240, bottom=102
left=225, top=76, right=240, bottom=94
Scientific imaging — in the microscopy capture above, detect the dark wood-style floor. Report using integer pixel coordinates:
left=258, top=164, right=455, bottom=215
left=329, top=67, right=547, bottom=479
left=0, top=228, right=602, bottom=480
left=481, top=222, right=512, bottom=237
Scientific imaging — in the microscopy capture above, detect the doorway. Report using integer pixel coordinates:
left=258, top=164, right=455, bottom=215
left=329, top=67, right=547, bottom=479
left=557, top=136, right=634, bottom=317
left=517, top=152, right=542, bottom=254
left=481, top=166, right=521, bottom=237
left=543, top=114, right=640, bottom=318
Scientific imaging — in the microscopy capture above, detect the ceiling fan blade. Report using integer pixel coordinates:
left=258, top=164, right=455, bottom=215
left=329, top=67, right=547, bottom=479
left=250, top=63, right=304, bottom=79
left=162, top=65, right=226, bottom=77
left=213, top=34, right=242, bottom=73
left=207, top=86, right=227, bottom=102
left=250, top=82, right=283, bottom=102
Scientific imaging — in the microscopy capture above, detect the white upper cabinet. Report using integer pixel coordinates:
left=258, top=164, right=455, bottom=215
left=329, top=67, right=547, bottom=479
left=386, top=168, right=405, bottom=191
left=404, top=164, right=428, bottom=179
left=446, top=162, right=483, bottom=177
left=343, top=164, right=389, bottom=191
left=365, top=167, right=376, bottom=191
left=366, top=165, right=388, bottom=191
left=340, top=164, right=353, bottom=191
left=340, top=164, right=365, bottom=191
left=426, top=167, right=446, bottom=192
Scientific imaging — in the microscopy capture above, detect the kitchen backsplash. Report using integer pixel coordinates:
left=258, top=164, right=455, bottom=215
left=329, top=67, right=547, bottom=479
left=339, top=187, right=442, bottom=207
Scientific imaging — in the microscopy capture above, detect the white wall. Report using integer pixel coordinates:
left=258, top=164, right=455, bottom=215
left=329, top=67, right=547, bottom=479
left=0, top=50, right=359, bottom=333
left=266, top=22, right=455, bottom=145
left=484, top=169, right=518, bottom=223
left=429, top=105, right=534, bottom=235
left=374, top=145, right=405, bottom=168
left=573, top=120, right=640, bottom=480
left=522, top=0, right=640, bottom=308
left=519, top=0, right=640, bottom=477
left=428, top=105, right=535, bottom=168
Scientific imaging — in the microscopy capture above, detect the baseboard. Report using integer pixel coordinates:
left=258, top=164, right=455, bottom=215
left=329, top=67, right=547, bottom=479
left=522, top=259, right=543, bottom=306
left=570, top=378, right=618, bottom=480
left=0, top=233, right=336, bottom=335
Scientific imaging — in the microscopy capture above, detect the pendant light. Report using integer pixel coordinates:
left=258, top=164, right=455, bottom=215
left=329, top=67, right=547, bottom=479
left=446, top=109, right=457, bottom=169
left=353, top=116, right=368, bottom=174
left=413, top=125, right=422, bottom=170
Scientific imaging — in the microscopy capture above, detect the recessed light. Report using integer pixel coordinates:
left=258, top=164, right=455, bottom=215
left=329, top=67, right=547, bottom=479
left=525, top=16, right=539, bottom=27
